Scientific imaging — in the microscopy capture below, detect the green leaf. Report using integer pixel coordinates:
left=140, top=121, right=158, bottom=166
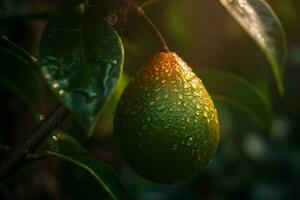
left=43, top=132, right=128, bottom=200
left=219, top=0, right=287, bottom=94
left=197, top=68, right=273, bottom=129
left=0, top=37, right=39, bottom=109
left=39, top=4, right=124, bottom=136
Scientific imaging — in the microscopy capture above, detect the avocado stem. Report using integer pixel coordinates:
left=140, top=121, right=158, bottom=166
left=136, top=6, right=169, bottom=52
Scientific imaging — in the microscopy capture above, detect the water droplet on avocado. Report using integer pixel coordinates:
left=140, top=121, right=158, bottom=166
left=205, top=106, right=210, bottom=111
left=114, top=52, right=220, bottom=183
left=204, top=111, right=208, bottom=117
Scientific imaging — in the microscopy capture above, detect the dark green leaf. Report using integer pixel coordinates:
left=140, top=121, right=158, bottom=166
left=39, top=4, right=124, bottom=136
left=197, top=68, right=273, bottom=129
left=0, top=37, right=39, bottom=109
left=219, top=0, right=287, bottom=94
left=43, top=132, right=128, bottom=200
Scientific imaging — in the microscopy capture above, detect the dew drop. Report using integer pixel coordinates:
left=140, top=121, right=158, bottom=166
left=30, top=56, right=38, bottom=63
left=161, top=79, right=167, bottom=84
left=196, top=104, right=201, bottom=109
left=150, top=101, right=155, bottom=106
left=204, top=111, right=208, bottom=117
left=190, top=79, right=198, bottom=89
left=164, top=94, right=169, bottom=99
left=52, top=82, right=59, bottom=89
left=194, top=91, right=201, bottom=97
left=178, top=95, right=183, bottom=99
left=184, top=83, right=190, bottom=88
left=215, top=118, right=219, bottom=124
left=59, top=90, right=64, bottom=96
left=205, top=106, right=210, bottom=111
left=52, top=135, right=58, bottom=141
left=39, top=115, right=45, bottom=121
left=185, top=72, right=195, bottom=81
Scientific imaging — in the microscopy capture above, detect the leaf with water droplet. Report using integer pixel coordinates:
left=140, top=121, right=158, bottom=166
left=40, top=132, right=128, bottom=200
left=198, top=68, right=273, bottom=129
left=39, top=4, right=124, bottom=136
left=0, top=38, right=39, bottom=112
left=219, top=0, right=287, bottom=94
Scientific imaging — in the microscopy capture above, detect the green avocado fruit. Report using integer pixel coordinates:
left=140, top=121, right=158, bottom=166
left=113, top=51, right=220, bottom=183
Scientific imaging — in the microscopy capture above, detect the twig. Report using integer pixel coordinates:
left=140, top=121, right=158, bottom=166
left=136, top=6, right=169, bottom=52
left=0, top=0, right=159, bottom=183
left=0, top=103, right=69, bottom=181
left=0, top=145, right=49, bottom=163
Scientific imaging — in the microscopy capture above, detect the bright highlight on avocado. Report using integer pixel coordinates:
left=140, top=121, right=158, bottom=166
left=114, top=51, right=220, bottom=183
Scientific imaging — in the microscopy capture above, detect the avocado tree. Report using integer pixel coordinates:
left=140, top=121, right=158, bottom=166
left=0, top=0, right=288, bottom=199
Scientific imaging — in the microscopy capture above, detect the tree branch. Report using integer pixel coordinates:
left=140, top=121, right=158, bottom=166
left=0, top=0, right=143, bottom=183
left=0, top=103, right=69, bottom=181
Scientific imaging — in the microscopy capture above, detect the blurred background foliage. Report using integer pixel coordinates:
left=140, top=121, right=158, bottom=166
left=0, top=0, right=300, bottom=199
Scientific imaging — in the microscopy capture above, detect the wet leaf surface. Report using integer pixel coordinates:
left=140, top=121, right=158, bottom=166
left=39, top=4, right=124, bottom=136
left=42, top=132, right=128, bottom=200
left=219, top=0, right=287, bottom=94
